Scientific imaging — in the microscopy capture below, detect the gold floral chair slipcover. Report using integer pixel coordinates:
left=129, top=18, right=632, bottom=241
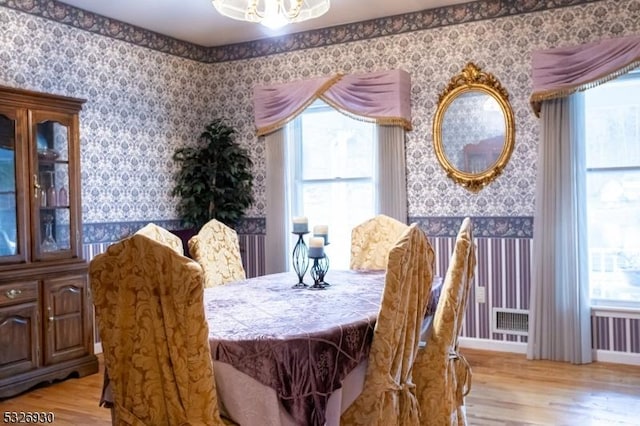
left=89, top=234, right=225, bottom=426
left=413, top=218, right=476, bottom=426
left=134, top=222, right=184, bottom=256
left=188, top=219, right=246, bottom=288
left=350, top=214, right=409, bottom=270
left=341, top=223, right=436, bottom=426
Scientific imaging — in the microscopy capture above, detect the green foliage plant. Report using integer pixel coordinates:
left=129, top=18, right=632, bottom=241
left=172, top=119, right=254, bottom=230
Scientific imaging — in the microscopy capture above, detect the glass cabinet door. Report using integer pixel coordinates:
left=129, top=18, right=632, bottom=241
left=0, top=109, right=25, bottom=264
left=32, top=112, right=76, bottom=260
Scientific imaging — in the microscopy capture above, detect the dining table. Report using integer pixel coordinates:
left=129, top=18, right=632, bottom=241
left=98, top=268, right=442, bottom=426
left=204, top=269, right=443, bottom=426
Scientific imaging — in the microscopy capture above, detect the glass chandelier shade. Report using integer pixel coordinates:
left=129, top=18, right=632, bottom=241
left=212, top=0, right=330, bottom=29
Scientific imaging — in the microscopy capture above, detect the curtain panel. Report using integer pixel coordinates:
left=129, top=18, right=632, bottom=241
left=526, top=35, right=640, bottom=364
left=530, top=34, right=640, bottom=115
left=264, top=129, right=289, bottom=274
left=253, top=69, right=412, bottom=136
left=377, top=125, right=408, bottom=222
left=528, top=94, right=591, bottom=364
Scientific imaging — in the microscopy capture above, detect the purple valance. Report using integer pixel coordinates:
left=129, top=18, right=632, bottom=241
left=253, top=69, right=412, bottom=136
left=530, top=34, right=640, bottom=116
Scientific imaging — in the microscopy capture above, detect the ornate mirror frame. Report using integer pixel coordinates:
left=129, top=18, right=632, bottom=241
left=433, top=62, right=515, bottom=192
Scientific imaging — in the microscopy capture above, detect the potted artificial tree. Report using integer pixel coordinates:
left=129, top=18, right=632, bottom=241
left=172, top=119, right=254, bottom=250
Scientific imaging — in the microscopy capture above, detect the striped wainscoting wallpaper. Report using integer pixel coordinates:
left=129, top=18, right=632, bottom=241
left=83, top=242, right=113, bottom=263
left=237, top=233, right=266, bottom=278
left=592, top=313, right=640, bottom=353
left=83, top=234, right=265, bottom=278
left=430, top=236, right=532, bottom=344
left=82, top=217, right=640, bottom=359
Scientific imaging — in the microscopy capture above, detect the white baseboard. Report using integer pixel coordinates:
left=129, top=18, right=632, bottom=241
left=593, top=349, right=640, bottom=366
left=458, top=337, right=527, bottom=354
left=94, top=342, right=102, bottom=354
left=459, top=338, right=640, bottom=365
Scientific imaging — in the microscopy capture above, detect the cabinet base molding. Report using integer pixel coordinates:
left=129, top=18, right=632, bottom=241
left=0, top=354, right=98, bottom=400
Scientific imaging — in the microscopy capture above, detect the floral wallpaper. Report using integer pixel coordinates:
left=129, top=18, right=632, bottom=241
left=0, top=6, right=216, bottom=229
left=0, top=0, right=638, bottom=241
left=207, top=0, right=639, bottom=220
left=0, top=0, right=605, bottom=62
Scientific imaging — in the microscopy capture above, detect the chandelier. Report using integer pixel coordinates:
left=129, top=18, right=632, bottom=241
left=212, top=0, right=330, bottom=29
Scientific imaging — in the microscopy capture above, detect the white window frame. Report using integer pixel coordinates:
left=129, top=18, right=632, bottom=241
left=585, top=70, right=640, bottom=310
left=285, top=100, right=378, bottom=269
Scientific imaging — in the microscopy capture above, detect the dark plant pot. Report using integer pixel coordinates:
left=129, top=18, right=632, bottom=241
left=622, top=269, right=640, bottom=287
left=170, top=228, right=198, bottom=258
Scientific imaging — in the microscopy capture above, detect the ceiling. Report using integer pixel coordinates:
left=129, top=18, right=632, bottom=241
left=56, top=0, right=471, bottom=47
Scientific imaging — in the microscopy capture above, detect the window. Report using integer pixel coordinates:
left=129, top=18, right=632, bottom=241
left=586, top=70, right=640, bottom=307
left=286, top=100, right=377, bottom=269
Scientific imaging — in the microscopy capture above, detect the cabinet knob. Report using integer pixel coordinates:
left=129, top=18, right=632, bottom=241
left=6, top=288, right=22, bottom=299
left=47, top=307, right=54, bottom=323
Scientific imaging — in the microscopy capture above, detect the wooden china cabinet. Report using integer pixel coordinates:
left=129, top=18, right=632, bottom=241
left=0, top=86, right=98, bottom=399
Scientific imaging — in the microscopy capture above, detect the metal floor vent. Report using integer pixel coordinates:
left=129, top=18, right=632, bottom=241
left=492, top=308, right=529, bottom=336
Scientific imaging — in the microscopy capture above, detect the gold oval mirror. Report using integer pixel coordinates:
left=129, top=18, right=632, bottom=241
left=433, top=63, right=515, bottom=192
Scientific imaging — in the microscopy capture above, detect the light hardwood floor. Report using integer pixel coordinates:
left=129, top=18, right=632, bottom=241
left=1, top=349, right=639, bottom=425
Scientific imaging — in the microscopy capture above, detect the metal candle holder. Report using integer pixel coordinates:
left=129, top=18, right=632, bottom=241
left=309, top=252, right=329, bottom=290
left=291, top=232, right=309, bottom=288
left=318, top=243, right=330, bottom=286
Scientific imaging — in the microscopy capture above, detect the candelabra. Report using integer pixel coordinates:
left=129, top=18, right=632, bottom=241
left=291, top=232, right=309, bottom=288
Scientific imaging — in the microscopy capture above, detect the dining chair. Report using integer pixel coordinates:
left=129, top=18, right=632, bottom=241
left=350, top=214, right=409, bottom=270
left=341, top=223, right=436, bottom=426
left=134, top=222, right=184, bottom=255
left=188, top=219, right=246, bottom=287
left=89, top=234, right=229, bottom=426
left=413, top=217, right=476, bottom=426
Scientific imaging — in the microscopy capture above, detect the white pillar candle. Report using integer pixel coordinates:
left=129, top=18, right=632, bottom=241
left=313, top=225, right=328, bottom=234
left=292, top=216, right=308, bottom=233
left=309, top=237, right=324, bottom=247
left=308, top=236, right=325, bottom=258
left=313, top=225, right=329, bottom=244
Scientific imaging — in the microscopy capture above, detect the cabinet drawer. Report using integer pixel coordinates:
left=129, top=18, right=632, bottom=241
left=0, top=281, right=38, bottom=307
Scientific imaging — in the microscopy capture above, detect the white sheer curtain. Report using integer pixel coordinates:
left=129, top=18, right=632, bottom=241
left=527, top=93, right=592, bottom=364
left=377, top=125, right=408, bottom=222
left=265, top=129, right=289, bottom=274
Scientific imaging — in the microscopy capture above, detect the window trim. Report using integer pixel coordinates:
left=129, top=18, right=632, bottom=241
left=288, top=100, right=377, bottom=215
left=585, top=69, right=640, bottom=310
left=285, top=100, right=378, bottom=269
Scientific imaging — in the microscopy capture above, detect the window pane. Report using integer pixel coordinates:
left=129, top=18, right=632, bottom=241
left=301, top=181, right=374, bottom=270
left=585, top=71, right=640, bottom=305
left=0, top=114, right=18, bottom=257
left=300, top=108, right=374, bottom=180
left=587, top=170, right=640, bottom=302
left=36, top=120, right=71, bottom=255
left=586, top=82, right=640, bottom=168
